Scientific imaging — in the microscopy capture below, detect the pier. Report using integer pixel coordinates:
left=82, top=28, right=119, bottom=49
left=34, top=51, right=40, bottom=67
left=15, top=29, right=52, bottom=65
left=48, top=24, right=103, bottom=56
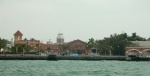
left=57, top=56, right=126, bottom=60
left=0, top=55, right=150, bottom=61
left=0, top=55, right=126, bottom=60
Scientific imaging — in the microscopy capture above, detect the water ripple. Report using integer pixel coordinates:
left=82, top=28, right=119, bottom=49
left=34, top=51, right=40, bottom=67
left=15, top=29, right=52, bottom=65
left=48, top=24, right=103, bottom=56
left=0, top=60, right=149, bottom=76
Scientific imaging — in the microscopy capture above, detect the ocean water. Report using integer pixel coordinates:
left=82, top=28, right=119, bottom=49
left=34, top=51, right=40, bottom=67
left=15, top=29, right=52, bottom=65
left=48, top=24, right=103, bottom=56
left=0, top=60, right=150, bottom=76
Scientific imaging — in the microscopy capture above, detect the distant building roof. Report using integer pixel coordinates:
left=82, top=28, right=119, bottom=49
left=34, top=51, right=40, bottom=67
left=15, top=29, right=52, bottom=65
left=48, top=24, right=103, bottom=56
left=14, top=30, right=23, bottom=36
left=57, top=33, right=64, bottom=39
left=66, top=39, right=87, bottom=45
left=131, top=41, right=150, bottom=47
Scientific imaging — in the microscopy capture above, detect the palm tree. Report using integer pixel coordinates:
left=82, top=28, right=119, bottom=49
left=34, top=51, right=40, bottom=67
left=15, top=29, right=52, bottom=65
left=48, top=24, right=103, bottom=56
left=87, top=38, right=95, bottom=49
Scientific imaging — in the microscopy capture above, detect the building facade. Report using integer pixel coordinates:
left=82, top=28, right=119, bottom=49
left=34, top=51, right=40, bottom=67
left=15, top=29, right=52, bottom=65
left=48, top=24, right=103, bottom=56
left=47, top=39, right=89, bottom=55
left=14, top=30, right=23, bottom=41
left=57, top=33, right=64, bottom=44
left=66, top=39, right=88, bottom=54
left=14, top=30, right=25, bottom=45
left=13, top=30, right=89, bottom=55
left=13, top=30, right=46, bottom=52
left=126, top=41, right=150, bottom=57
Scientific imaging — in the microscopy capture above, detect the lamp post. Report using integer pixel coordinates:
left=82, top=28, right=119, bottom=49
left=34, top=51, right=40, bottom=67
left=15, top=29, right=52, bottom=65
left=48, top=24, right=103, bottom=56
left=25, top=40, right=28, bottom=52
left=118, top=46, right=120, bottom=55
left=109, top=46, right=112, bottom=56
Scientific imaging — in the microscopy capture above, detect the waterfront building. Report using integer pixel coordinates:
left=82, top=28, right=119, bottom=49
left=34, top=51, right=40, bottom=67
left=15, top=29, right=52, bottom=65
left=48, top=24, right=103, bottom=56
left=13, top=30, right=89, bottom=55
left=126, top=41, right=150, bottom=57
left=46, top=43, right=60, bottom=54
left=14, top=30, right=23, bottom=41
left=48, top=39, right=89, bottom=55
left=46, top=33, right=64, bottom=55
left=57, top=33, right=64, bottom=44
left=13, top=30, right=46, bottom=52
left=66, top=39, right=89, bottom=55
left=14, top=30, right=25, bottom=45
left=46, top=33, right=89, bottom=55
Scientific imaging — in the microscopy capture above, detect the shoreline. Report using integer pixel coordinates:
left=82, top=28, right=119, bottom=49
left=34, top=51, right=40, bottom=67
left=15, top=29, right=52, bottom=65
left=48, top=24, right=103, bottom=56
left=0, top=54, right=149, bottom=61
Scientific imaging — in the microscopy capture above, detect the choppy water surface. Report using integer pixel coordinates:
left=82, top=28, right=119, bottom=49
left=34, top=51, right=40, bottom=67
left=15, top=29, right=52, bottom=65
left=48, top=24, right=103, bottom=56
left=0, top=60, right=150, bottom=76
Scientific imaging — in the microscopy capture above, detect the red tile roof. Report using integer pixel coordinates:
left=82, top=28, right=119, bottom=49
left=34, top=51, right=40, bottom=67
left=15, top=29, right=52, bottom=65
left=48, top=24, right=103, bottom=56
left=66, top=39, right=87, bottom=45
left=14, top=30, right=23, bottom=36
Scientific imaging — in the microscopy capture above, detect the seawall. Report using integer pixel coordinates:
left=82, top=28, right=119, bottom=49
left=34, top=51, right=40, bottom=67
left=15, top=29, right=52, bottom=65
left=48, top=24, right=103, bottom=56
left=57, top=56, right=126, bottom=61
left=0, top=55, right=126, bottom=60
left=0, top=56, right=46, bottom=60
left=0, top=55, right=149, bottom=61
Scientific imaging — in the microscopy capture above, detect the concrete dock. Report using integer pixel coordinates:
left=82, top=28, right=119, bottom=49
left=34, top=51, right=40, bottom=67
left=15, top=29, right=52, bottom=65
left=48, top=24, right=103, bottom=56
left=0, top=55, right=149, bottom=61
left=57, top=56, right=126, bottom=60
left=0, top=55, right=126, bottom=60
left=0, top=56, right=47, bottom=60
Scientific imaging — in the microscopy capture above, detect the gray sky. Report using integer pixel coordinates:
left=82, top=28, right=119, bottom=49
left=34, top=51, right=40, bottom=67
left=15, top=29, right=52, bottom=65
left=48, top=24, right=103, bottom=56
left=0, top=0, right=150, bottom=43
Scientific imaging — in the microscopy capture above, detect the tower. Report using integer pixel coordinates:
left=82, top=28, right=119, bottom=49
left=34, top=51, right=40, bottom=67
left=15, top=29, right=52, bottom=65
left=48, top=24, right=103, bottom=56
left=14, top=30, right=23, bottom=41
left=57, top=33, right=64, bottom=44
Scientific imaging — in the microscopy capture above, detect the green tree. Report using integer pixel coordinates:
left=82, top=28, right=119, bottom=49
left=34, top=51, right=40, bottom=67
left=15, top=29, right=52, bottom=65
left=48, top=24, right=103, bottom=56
left=109, top=33, right=131, bottom=55
left=14, top=44, right=26, bottom=53
left=87, top=38, right=95, bottom=49
left=98, top=39, right=112, bottom=55
left=61, top=44, right=69, bottom=51
left=128, top=33, right=146, bottom=41
left=24, top=38, right=28, bottom=41
left=30, top=38, right=36, bottom=41
left=147, top=38, right=150, bottom=41
left=59, top=44, right=70, bottom=55
left=0, top=38, right=8, bottom=51
left=36, top=43, right=40, bottom=54
left=97, top=33, right=131, bottom=56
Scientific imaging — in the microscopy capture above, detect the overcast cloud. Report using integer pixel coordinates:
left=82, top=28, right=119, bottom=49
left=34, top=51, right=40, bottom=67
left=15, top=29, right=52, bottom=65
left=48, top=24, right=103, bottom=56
left=0, top=0, right=150, bottom=43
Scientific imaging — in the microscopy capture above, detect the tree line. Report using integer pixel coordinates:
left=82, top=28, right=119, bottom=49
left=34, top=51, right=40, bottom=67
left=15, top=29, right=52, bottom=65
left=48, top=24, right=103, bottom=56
left=87, top=32, right=148, bottom=56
